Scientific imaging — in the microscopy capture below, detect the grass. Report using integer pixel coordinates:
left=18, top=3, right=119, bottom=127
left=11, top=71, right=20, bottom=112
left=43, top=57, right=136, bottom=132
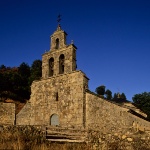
left=0, top=126, right=150, bottom=150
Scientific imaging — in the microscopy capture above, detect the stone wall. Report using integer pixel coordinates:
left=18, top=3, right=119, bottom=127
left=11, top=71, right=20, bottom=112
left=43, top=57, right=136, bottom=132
left=0, top=103, right=15, bottom=125
left=17, top=70, right=88, bottom=128
left=86, top=91, right=150, bottom=133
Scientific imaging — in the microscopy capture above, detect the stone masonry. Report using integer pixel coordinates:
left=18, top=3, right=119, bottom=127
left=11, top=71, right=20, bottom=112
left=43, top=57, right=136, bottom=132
left=16, top=70, right=88, bottom=127
left=0, top=103, right=15, bottom=125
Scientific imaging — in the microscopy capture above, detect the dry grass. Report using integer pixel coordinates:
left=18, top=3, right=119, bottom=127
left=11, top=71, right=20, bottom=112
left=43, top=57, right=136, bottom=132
left=0, top=126, right=150, bottom=150
left=0, top=126, right=89, bottom=150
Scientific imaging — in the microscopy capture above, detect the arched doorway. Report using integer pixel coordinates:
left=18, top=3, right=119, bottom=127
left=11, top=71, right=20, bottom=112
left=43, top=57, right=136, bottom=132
left=50, top=114, right=59, bottom=126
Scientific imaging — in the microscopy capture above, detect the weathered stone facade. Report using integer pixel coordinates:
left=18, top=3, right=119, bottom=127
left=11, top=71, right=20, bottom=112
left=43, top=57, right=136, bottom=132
left=17, top=70, right=88, bottom=127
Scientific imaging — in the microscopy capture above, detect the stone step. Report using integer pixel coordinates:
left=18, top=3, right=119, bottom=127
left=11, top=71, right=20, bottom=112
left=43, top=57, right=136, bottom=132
left=46, top=135, right=86, bottom=142
left=47, top=138, right=85, bottom=143
left=46, top=127, right=85, bottom=132
left=45, top=127, right=87, bottom=142
left=46, top=130, right=86, bottom=136
left=47, top=134, right=86, bottom=138
left=46, top=134, right=86, bottom=139
left=46, top=132, right=86, bottom=140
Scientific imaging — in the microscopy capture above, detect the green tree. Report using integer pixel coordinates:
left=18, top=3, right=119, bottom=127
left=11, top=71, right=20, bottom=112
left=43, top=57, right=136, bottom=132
left=18, top=63, right=31, bottom=100
left=0, top=65, right=6, bottom=70
left=112, top=92, right=128, bottom=103
left=105, top=89, right=112, bottom=100
left=0, top=60, right=42, bottom=102
left=18, top=62, right=30, bottom=79
left=95, top=85, right=106, bottom=98
left=132, top=92, right=150, bottom=120
left=29, top=60, right=42, bottom=84
left=0, top=67, right=21, bottom=101
left=112, top=93, right=118, bottom=100
left=120, top=93, right=126, bottom=100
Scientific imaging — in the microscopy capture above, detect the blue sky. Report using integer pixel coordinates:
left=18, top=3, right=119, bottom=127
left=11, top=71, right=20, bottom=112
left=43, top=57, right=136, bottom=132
left=0, top=0, right=150, bottom=101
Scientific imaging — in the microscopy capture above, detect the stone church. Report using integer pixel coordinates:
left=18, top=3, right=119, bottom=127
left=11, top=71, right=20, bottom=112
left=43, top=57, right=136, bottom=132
left=1, top=23, right=150, bottom=135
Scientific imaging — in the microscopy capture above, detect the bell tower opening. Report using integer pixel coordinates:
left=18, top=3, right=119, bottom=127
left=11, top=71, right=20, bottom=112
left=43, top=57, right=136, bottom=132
left=55, top=38, right=59, bottom=49
left=49, top=57, right=54, bottom=77
left=59, top=54, right=65, bottom=74
left=50, top=25, right=67, bottom=50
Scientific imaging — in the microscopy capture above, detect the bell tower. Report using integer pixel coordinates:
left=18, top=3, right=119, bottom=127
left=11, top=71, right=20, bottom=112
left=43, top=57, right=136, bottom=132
left=42, top=24, right=77, bottom=79
left=50, top=25, right=67, bottom=50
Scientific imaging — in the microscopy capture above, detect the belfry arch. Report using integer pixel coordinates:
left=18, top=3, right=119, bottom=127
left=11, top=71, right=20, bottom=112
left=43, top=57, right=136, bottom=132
left=55, top=38, right=59, bottom=49
left=49, top=57, right=54, bottom=77
left=59, top=54, right=65, bottom=74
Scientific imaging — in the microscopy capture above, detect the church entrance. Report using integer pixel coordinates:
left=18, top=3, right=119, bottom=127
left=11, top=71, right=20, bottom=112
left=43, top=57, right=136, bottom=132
left=50, top=114, right=59, bottom=126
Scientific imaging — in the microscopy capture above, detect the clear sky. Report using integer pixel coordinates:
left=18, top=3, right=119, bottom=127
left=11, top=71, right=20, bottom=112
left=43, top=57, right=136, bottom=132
left=0, top=0, right=150, bottom=101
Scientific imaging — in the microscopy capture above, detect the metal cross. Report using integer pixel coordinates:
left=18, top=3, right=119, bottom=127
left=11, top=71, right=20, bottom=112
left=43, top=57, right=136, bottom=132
left=57, top=14, right=61, bottom=24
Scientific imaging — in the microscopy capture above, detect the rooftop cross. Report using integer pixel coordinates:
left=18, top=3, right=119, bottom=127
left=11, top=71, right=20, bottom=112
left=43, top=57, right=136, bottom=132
left=57, top=14, right=61, bottom=25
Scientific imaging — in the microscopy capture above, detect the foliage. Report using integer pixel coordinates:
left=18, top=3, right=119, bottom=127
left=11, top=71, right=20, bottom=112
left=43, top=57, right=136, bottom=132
left=95, top=85, right=106, bottom=97
left=0, top=60, right=42, bottom=102
left=132, top=92, right=150, bottom=120
left=18, top=62, right=30, bottom=79
left=29, top=60, right=42, bottom=84
left=113, top=93, right=118, bottom=100
left=112, top=92, right=128, bottom=103
left=105, top=89, right=112, bottom=100
left=0, top=64, right=6, bottom=69
left=95, top=85, right=127, bottom=102
left=120, top=93, right=127, bottom=100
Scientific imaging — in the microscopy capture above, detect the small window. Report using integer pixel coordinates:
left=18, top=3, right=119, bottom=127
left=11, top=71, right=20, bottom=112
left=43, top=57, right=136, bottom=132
left=55, top=38, right=59, bottom=49
left=59, top=54, right=65, bottom=74
left=56, top=92, right=58, bottom=101
left=49, top=57, right=54, bottom=77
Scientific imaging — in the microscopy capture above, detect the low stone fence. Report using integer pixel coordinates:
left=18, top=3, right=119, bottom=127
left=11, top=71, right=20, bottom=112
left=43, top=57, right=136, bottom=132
left=0, top=103, right=15, bottom=125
